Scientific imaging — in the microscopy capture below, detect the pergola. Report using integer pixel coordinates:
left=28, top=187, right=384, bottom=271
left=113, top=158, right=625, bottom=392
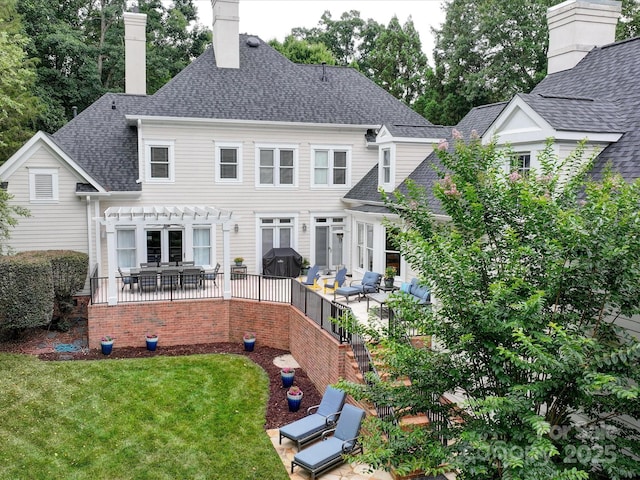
left=100, top=205, right=235, bottom=305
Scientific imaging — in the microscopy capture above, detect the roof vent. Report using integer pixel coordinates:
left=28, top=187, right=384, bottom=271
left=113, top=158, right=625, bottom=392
left=111, top=100, right=116, bottom=110
left=246, top=36, right=260, bottom=48
left=321, top=62, right=327, bottom=82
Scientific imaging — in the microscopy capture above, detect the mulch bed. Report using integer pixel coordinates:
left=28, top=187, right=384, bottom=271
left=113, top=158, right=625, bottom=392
left=0, top=322, right=321, bottom=430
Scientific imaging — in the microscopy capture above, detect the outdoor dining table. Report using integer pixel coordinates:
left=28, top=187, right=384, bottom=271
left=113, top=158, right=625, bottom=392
left=128, top=266, right=205, bottom=290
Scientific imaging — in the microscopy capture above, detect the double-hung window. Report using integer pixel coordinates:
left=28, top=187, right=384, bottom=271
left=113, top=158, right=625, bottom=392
left=193, top=228, right=212, bottom=266
left=116, top=229, right=136, bottom=268
left=28, top=168, right=59, bottom=203
left=312, top=146, right=350, bottom=187
left=215, top=142, right=243, bottom=182
left=145, top=140, right=175, bottom=182
left=356, top=222, right=374, bottom=271
left=379, top=144, right=395, bottom=191
left=256, top=145, right=297, bottom=187
left=511, top=153, right=531, bottom=176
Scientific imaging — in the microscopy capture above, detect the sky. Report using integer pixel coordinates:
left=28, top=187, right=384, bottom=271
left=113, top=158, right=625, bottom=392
left=195, top=0, right=447, bottom=60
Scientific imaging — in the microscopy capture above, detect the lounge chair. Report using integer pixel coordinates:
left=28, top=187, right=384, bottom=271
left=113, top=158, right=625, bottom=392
left=291, top=404, right=365, bottom=480
left=118, top=267, right=138, bottom=291
left=301, top=264, right=321, bottom=290
left=323, top=267, right=347, bottom=295
left=279, top=386, right=347, bottom=450
left=334, top=271, right=382, bottom=304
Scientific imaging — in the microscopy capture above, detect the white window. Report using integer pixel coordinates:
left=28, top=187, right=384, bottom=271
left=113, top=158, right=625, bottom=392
left=193, top=228, right=211, bottom=266
left=215, top=142, right=243, bottom=182
left=145, top=141, right=175, bottom=182
left=312, top=146, right=350, bottom=187
left=511, top=153, right=531, bottom=176
left=357, top=222, right=374, bottom=271
left=379, top=145, right=395, bottom=190
left=116, top=229, right=136, bottom=268
left=28, top=168, right=59, bottom=203
left=256, top=144, right=297, bottom=187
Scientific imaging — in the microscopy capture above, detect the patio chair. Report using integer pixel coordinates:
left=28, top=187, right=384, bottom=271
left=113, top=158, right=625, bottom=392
left=291, top=404, right=365, bottom=480
left=279, top=386, right=347, bottom=450
left=181, top=268, right=203, bottom=289
left=204, top=262, right=220, bottom=285
left=118, top=267, right=138, bottom=291
left=160, top=269, right=179, bottom=291
left=323, top=267, right=347, bottom=295
left=138, top=269, right=158, bottom=292
left=301, top=264, right=321, bottom=290
left=333, top=271, right=381, bottom=304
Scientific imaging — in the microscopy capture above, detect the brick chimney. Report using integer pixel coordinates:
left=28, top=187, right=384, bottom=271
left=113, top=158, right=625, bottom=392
left=211, top=0, right=240, bottom=69
left=547, top=0, right=621, bottom=74
left=123, top=11, right=147, bottom=95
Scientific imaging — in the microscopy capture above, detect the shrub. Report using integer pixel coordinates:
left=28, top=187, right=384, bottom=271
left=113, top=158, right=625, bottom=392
left=0, top=254, right=54, bottom=333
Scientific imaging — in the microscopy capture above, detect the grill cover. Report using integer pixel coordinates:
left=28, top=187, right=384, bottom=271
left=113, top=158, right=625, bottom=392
left=262, top=247, right=303, bottom=278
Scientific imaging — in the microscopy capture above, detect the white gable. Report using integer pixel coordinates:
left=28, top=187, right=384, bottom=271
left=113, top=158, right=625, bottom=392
left=484, top=97, right=555, bottom=146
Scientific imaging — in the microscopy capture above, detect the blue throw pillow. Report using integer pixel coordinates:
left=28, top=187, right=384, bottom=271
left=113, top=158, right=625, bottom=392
left=400, top=282, right=411, bottom=293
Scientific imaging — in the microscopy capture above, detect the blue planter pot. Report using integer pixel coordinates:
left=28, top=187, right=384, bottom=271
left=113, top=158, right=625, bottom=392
left=287, top=393, right=303, bottom=412
left=243, top=339, right=255, bottom=352
left=101, top=342, right=113, bottom=355
left=146, top=339, right=158, bottom=351
left=281, top=372, right=295, bottom=388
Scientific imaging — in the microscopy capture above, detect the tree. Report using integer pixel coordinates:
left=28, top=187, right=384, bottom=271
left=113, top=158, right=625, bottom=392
left=16, top=0, right=210, bottom=133
left=365, top=15, right=430, bottom=107
left=0, top=0, right=41, bottom=162
left=338, top=135, right=640, bottom=479
left=421, top=0, right=640, bottom=126
left=268, top=35, right=336, bottom=65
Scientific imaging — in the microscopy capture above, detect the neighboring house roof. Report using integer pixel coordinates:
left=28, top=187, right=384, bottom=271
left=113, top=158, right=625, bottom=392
left=137, top=35, right=432, bottom=127
left=40, top=35, right=432, bottom=193
left=51, top=93, right=148, bottom=192
left=531, top=37, right=640, bottom=181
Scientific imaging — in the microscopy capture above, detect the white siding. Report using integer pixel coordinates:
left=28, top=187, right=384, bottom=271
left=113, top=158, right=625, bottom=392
left=127, top=122, right=377, bottom=272
left=4, top=144, right=89, bottom=254
left=394, top=143, right=434, bottom=188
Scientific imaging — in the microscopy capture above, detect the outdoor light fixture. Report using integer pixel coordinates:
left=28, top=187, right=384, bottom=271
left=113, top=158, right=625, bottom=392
left=234, top=224, right=239, bottom=233
left=302, top=223, right=307, bottom=232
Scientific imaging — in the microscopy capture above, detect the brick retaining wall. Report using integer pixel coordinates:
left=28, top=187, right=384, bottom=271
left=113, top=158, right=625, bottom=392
left=88, top=299, right=351, bottom=394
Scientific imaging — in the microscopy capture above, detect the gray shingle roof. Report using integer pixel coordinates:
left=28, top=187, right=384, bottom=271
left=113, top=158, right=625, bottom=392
left=518, top=93, right=626, bottom=133
left=139, top=35, right=432, bottom=127
left=532, top=37, right=640, bottom=181
left=345, top=102, right=508, bottom=213
left=49, top=35, right=432, bottom=192
left=51, top=93, right=148, bottom=192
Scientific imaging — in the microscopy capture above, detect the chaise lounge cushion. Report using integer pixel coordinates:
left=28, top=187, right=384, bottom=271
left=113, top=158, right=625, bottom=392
left=405, top=278, right=431, bottom=304
left=279, top=386, right=346, bottom=450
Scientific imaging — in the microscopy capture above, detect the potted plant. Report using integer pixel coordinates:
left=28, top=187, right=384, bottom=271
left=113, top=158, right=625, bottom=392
left=100, top=335, right=114, bottom=355
left=243, top=332, right=256, bottom=351
left=145, top=334, right=158, bottom=351
left=384, top=266, right=397, bottom=288
left=234, top=257, right=244, bottom=266
left=280, top=367, right=295, bottom=388
left=300, top=258, right=310, bottom=275
left=286, top=385, right=303, bottom=412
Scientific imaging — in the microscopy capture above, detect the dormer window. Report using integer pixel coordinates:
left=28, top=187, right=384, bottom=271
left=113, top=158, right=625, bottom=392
left=378, top=144, right=395, bottom=191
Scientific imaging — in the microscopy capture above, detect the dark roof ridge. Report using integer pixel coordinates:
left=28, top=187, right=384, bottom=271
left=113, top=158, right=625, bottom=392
left=597, top=35, right=640, bottom=51
left=535, top=93, right=595, bottom=102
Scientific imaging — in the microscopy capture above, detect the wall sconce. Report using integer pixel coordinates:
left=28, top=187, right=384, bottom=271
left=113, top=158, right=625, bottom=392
left=234, top=224, right=239, bottom=233
left=302, top=223, right=307, bottom=232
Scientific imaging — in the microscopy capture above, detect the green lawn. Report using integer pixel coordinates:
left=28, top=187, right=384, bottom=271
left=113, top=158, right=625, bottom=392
left=0, top=353, right=289, bottom=480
